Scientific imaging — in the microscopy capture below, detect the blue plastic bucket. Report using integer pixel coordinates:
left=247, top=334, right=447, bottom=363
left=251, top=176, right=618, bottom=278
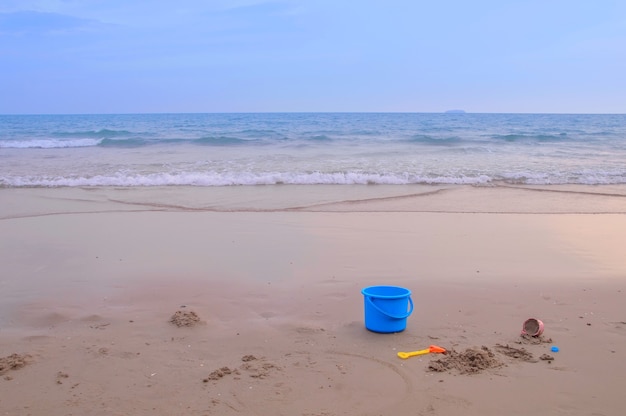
left=361, top=286, right=413, bottom=333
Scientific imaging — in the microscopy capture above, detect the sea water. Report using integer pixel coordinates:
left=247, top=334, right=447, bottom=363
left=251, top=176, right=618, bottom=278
left=1, top=113, right=625, bottom=187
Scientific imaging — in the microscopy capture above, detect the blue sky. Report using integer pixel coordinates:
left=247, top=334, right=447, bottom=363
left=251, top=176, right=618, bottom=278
left=1, top=0, right=625, bottom=114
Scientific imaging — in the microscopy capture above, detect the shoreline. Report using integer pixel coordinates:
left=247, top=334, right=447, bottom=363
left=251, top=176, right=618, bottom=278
left=2, top=183, right=626, bottom=218
left=1, top=185, right=625, bottom=415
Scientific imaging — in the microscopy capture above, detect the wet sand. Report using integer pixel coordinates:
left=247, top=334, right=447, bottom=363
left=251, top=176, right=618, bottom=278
left=1, top=185, right=625, bottom=415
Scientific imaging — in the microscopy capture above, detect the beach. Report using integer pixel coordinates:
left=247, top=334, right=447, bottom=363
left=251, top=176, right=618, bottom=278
left=1, top=184, right=625, bottom=415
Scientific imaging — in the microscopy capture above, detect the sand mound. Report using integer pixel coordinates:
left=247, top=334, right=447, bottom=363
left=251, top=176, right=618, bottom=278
left=428, top=338, right=558, bottom=374
left=0, top=354, right=31, bottom=375
left=428, top=346, right=504, bottom=374
left=169, top=310, right=201, bottom=327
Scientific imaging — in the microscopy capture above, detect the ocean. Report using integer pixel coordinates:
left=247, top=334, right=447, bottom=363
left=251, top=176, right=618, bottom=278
left=1, top=113, right=625, bottom=187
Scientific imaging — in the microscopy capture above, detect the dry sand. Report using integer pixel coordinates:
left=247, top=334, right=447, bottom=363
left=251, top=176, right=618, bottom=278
left=1, top=184, right=625, bottom=416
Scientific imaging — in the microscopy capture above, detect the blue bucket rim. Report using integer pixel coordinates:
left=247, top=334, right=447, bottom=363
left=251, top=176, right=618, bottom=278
left=361, top=285, right=411, bottom=299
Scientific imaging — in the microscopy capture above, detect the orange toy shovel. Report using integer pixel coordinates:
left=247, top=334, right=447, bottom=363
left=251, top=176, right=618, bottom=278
left=397, top=345, right=446, bottom=359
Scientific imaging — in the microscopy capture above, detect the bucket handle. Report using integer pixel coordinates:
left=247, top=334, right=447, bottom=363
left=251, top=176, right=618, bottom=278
left=366, top=295, right=414, bottom=320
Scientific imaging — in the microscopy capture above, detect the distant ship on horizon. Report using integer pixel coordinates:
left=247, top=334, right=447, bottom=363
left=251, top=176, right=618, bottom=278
left=444, top=109, right=466, bottom=114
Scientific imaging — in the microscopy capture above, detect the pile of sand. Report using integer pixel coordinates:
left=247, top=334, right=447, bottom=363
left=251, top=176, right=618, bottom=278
left=428, top=346, right=503, bottom=374
left=0, top=353, right=31, bottom=378
left=428, top=334, right=558, bottom=375
left=169, top=309, right=201, bottom=327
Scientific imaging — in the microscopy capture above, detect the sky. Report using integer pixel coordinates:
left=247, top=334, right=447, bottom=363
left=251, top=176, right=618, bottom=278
left=1, top=0, right=625, bottom=114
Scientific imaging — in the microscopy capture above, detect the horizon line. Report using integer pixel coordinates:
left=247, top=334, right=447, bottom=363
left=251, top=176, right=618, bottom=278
left=2, top=111, right=625, bottom=116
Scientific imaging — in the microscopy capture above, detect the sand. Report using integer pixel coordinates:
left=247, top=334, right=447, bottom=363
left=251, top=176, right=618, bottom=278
left=1, top=184, right=625, bottom=415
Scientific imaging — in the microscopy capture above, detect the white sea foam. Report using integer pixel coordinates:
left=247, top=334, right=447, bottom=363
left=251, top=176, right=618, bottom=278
left=5, top=170, right=622, bottom=187
left=0, top=139, right=102, bottom=148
